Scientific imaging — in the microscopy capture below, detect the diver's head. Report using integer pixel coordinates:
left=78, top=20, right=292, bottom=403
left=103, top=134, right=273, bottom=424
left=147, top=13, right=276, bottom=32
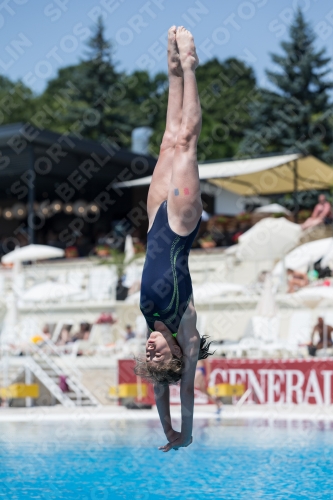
left=138, top=322, right=184, bottom=385
left=146, top=324, right=182, bottom=364
left=134, top=321, right=214, bottom=386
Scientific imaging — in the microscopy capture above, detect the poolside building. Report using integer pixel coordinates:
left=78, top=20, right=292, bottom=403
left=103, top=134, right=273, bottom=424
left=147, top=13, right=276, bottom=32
left=0, top=123, right=156, bottom=255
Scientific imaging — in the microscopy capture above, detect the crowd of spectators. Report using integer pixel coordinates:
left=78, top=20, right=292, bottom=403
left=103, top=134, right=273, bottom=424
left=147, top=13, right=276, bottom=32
left=40, top=318, right=137, bottom=348
left=36, top=323, right=92, bottom=348
left=1, top=195, right=332, bottom=258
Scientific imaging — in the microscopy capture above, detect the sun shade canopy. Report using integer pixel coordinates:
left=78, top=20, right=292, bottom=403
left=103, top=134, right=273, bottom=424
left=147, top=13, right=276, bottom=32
left=113, top=154, right=333, bottom=196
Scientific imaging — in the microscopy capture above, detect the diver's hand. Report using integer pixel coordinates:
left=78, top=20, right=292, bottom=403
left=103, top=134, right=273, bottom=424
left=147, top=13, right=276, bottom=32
left=158, top=434, right=193, bottom=452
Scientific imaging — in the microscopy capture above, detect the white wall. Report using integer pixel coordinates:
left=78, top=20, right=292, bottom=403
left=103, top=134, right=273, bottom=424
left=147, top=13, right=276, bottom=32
left=214, top=188, right=245, bottom=215
left=214, top=189, right=270, bottom=215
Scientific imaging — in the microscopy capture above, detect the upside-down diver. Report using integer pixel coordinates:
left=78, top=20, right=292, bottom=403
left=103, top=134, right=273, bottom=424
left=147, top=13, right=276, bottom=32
left=135, top=26, right=213, bottom=452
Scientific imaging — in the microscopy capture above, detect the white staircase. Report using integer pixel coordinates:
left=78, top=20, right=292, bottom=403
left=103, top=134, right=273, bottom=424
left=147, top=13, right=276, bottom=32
left=0, top=362, right=25, bottom=388
left=28, top=343, right=100, bottom=407
left=26, top=357, right=76, bottom=407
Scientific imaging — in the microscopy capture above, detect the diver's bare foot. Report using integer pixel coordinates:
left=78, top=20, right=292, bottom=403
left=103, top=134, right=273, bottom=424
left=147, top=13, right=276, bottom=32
left=168, top=26, right=182, bottom=77
left=176, top=26, right=199, bottom=71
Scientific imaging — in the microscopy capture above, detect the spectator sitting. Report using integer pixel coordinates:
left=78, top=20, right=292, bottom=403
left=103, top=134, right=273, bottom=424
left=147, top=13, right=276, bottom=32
left=307, top=317, right=333, bottom=356
left=124, top=325, right=136, bottom=341
left=301, top=195, right=332, bottom=230
left=42, top=325, right=52, bottom=341
left=96, top=313, right=116, bottom=324
left=56, top=327, right=71, bottom=346
left=31, top=325, right=52, bottom=345
left=287, top=268, right=309, bottom=293
left=82, top=329, right=90, bottom=341
left=72, top=322, right=91, bottom=342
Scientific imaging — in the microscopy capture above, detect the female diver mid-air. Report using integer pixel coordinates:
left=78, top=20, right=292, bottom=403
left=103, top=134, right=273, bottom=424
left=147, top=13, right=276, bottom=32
left=135, top=26, right=213, bottom=452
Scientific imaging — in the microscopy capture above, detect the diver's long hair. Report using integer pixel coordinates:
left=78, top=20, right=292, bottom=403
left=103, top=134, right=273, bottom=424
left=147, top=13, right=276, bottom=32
left=134, top=335, right=214, bottom=386
left=198, top=335, right=214, bottom=359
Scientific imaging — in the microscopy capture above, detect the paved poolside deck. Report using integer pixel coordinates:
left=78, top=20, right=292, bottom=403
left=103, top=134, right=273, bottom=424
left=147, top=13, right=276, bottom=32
left=1, top=404, right=333, bottom=422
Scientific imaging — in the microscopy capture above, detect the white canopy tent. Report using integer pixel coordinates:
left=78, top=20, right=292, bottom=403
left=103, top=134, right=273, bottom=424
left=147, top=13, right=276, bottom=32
left=113, top=154, right=333, bottom=196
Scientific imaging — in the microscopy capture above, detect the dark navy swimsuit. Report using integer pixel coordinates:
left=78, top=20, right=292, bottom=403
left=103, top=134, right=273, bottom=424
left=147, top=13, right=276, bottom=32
left=140, top=201, right=200, bottom=334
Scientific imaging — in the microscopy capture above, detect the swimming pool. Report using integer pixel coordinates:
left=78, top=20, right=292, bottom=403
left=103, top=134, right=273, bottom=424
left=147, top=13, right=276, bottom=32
left=0, top=417, right=332, bottom=499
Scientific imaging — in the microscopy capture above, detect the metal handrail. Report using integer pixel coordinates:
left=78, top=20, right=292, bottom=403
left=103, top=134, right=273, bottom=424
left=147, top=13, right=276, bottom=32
left=35, top=337, right=83, bottom=378
left=29, top=341, right=100, bottom=406
left=25, top=356, right=75, bottom=407
left=29, top=342, right=83, bottom=404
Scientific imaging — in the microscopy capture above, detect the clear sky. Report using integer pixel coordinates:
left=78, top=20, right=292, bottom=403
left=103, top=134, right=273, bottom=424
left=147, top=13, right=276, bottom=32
left=1, top=0, right=333, bottom=94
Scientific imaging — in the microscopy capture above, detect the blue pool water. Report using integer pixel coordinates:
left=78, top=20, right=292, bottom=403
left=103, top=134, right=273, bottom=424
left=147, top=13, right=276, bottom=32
left=1, top=417, right=333, bottom=500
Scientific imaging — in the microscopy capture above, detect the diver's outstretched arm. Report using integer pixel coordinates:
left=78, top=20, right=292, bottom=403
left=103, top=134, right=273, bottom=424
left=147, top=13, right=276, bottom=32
left=154, top=385, right=173, bottom=438
left=155, top=385, right=183, bottom=446
left=159, top=327, right=200, bottom=453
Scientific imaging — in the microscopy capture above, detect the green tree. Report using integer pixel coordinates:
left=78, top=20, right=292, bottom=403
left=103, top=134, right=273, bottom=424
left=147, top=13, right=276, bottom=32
left=39, top=17, right=131, bottom=146
left=31, top=64, right=88, bottom=135
left=0, top=76, right=37, bottom=125
left=40, top=18, right=167, bottom=149
left=122, top=70, right=167, bottom=133
left=197, top=57, right=257, bottom=161
left=149, top=57, right=257, bottom=160
left=240, top=9, right=333, bottom=162
left=80, top=16, right=127, bottom=143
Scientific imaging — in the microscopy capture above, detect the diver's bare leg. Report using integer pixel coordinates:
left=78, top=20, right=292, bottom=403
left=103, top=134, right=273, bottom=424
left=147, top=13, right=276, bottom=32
left=147, top=26, right=184, bottom=229
left=167, top=26, right=202, bottom=236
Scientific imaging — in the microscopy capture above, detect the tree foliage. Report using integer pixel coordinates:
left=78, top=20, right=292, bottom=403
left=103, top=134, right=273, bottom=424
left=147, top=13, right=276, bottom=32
left=0, top=76, right=38, bottom=125
left=197, top=57, right=257, bottom=161
left=38, top=17, right=167, bottom=149
left=1, top=13, right=332, bottom=165
left=40, top=17, right=129, bottom=145
left=0, top=19, right=257, bottom=159
left=149, top=57, right=257, bottom=160
left=240, top=9, right=333, bottom=163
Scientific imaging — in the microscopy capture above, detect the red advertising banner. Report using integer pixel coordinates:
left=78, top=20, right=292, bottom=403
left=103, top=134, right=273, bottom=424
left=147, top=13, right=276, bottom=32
left=208, top=358, right=333, bottom=405
left=118, top=358, right=333, bottom=405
